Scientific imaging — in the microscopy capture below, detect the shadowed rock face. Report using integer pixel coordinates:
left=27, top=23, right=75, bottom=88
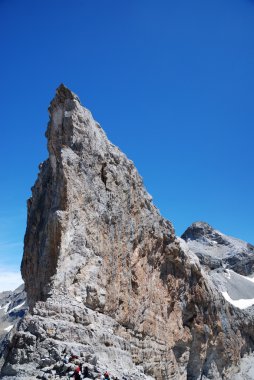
left=1, top=86, right=254, bottom=379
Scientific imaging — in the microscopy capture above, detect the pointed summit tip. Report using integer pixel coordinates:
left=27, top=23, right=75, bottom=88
left=181, top=221, right=214, bottom=240
left=56, top=83, right=81, bottom=102
left=189, top=221, right=213, bottom=230
left=50, top=83, right=81, bottom=109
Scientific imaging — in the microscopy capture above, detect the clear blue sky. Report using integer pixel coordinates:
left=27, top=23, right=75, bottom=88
left=1, top=0, right=254, bottom=289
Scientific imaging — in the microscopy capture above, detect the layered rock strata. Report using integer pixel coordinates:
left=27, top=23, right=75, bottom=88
left=1, top=86, right=254, bottom=379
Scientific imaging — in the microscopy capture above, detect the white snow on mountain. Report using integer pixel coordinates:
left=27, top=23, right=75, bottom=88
left=3, top=325, right=13, bottom=333
left=0, top=302, right=10, bottom=314
left=221, top=291, right=254, bottom=309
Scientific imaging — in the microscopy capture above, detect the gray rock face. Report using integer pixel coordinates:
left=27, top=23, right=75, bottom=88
left=1, top=86, right=254, bottom=379
left=0, top=285, right=27, bottom=369
left=182, top=222, right=254, bottom=275
left=0, top=285, right=27, bottom=340
left=182, top=222, right=254, bottom=320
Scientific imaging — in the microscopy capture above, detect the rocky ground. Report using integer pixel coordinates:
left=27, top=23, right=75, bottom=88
left=0, top=285, right=27, bottom=369
left=1, top=85, right=254, bottom=379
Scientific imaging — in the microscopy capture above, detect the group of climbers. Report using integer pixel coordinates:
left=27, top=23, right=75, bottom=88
left=72, top=363, right=86, bottom=380
left=64, top=354, right=121, bottom=380
left=73, top=365, right=120, bottom=379
left=98, top=371, right=119, bottom=380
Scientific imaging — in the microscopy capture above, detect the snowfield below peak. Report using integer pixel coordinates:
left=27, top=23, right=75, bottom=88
left=222, top=291, right=254, bottom=309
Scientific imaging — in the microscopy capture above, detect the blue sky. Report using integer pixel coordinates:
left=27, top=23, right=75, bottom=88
left=1, top=0, right=254, bottom=290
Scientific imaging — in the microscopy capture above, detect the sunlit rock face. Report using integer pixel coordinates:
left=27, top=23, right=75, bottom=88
left=182, top=222, right=254, bottom=310
left=182, top=222, right=254, bottom=275
left=1, top=86, right=254, bottom=380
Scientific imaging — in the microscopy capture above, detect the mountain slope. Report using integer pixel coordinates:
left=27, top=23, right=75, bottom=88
left=0, top=285, right=27, bottom=369
left=1, top=86, right=254, bottom=380
left=182, top=221, right=254, bottom=275
left=182, top=222, right=254, bottom=312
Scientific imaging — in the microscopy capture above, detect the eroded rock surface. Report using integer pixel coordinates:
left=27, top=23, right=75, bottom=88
left=1, top=86, right=254, bottom=379
left=182, top=222, right=254, bottom=275
left=0, top=285, right=27, bottom=370
left=182, top=222, right=254, bottom=320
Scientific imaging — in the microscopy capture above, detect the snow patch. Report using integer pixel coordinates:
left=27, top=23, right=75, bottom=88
left=0, top=302, right=10, bottom=313
left=244, top=275, right=254, bottom=284
left=222, top=291, right=254, bottom=309
left=224, top=269, right=231, bottom=279
left=227, top=269, right=254, bottom=284
left=4, top=325, right=13, bottom=332
left=8, top=301, right=25, bottom=314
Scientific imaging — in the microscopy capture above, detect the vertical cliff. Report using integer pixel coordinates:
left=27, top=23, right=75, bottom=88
left=1, top=85, right=254, bottom=380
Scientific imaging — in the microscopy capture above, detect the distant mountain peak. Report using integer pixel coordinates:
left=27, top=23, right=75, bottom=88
left=182, top=222, right=254, bottom=276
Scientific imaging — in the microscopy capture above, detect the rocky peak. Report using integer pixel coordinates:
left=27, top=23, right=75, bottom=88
left=182, top=222, right=254, bottom=275
left=22, top=84, right=172, bottom=312
left=181, top=221, right=229, bottom=245
left=3, top=86, right=254, bottom=379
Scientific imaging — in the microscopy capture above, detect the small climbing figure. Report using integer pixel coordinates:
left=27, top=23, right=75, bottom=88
left=64, top=354, right=70, bottom=364
left=83, top=365, right=90, bottom=378
left=73, top=363, right=82, bottom=380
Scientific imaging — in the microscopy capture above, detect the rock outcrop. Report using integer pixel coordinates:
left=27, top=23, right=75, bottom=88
left=182, top=222, right=254, bottom=275
left=182, top=222, right=254, bottom=312
left=0, top=285, right=27, bottom=369
left=1, top=85, right=254, bottom=379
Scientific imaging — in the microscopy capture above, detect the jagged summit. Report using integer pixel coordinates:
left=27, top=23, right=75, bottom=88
left=182, top=222, right=254, bottom=275
left=23, top=85, right=161, bottom=312
left=2, top=86, right=254, bottom=379
left=50, top=83, right=81, bottom=108
left=181, top=221, right=215, bottom=241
